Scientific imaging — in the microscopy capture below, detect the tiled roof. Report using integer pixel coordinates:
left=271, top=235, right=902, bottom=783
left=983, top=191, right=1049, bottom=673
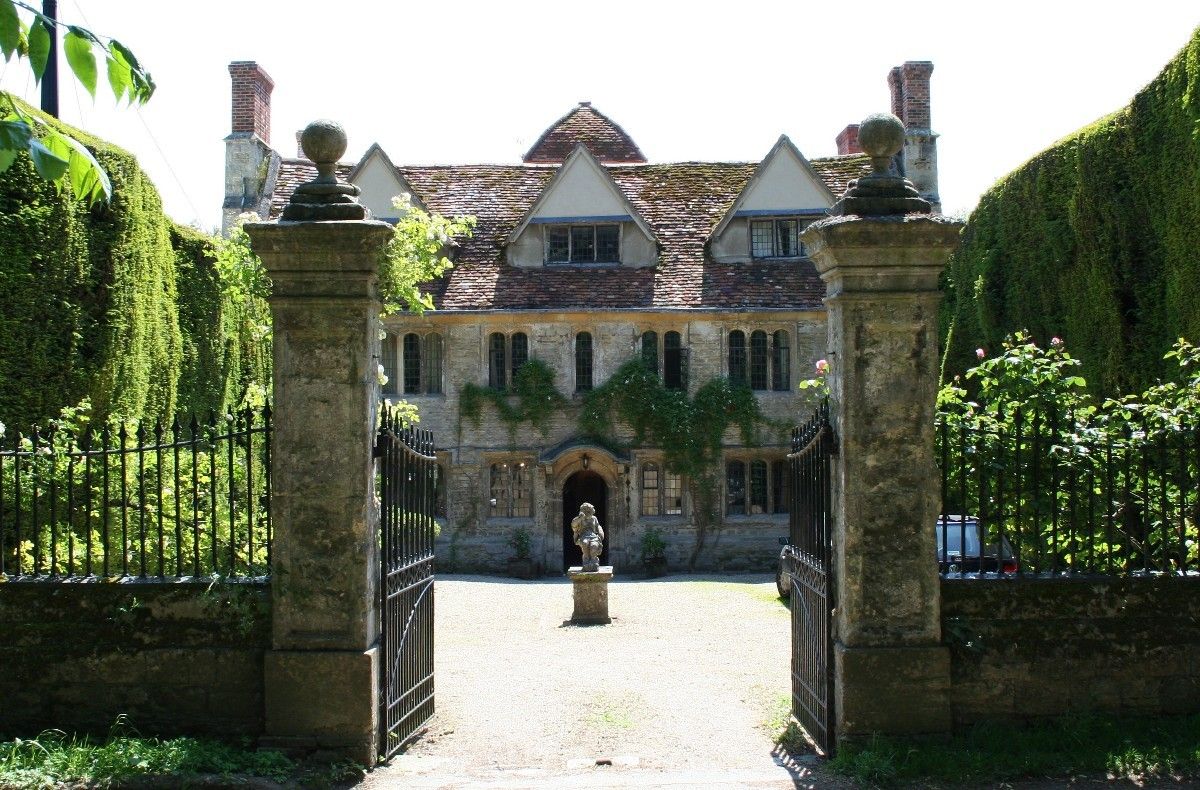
left=522, top=103, right=648, bottom=164
left=268, top=154, right=872, bottom=311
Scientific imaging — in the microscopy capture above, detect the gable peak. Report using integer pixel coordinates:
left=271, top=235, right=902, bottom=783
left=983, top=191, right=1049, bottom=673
left=522, top=103, right=647, bottom=165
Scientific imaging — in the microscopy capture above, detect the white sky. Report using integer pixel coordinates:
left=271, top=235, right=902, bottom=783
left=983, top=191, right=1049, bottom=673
left=2, top=1, right=1198, bottom=230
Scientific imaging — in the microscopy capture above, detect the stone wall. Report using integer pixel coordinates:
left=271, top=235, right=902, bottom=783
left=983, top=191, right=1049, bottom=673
left=0, top=580, right=270, bottom=738
left=942, top=577, right=1200, bottom=725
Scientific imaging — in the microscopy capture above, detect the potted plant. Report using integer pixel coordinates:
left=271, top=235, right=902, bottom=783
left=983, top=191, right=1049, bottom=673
left=507, top=527, right=536, bottom=580
left=640, top=527, right=668, bottom=578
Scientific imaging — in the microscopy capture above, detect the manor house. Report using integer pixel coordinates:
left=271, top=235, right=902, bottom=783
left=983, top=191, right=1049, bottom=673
left=222, top=61, right=941, bottom=573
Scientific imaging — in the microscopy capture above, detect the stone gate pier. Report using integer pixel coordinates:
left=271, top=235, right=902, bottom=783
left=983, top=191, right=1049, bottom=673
left=802, top=113, right=963, bottom=745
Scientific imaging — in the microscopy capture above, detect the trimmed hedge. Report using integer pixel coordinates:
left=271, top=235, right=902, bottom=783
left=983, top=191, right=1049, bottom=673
left=942, top=27, right=1200, bottom=395
left=0, top=102, right=262, bottom=429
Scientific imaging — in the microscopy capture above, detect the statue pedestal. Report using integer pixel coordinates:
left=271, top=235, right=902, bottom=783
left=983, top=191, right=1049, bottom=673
left=567, top=566, right=613, bottom=625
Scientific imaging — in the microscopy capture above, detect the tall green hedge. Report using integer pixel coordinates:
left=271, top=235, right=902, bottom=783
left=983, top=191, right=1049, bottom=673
left=942, top=27, right=1200, bottom=396
left=0, top=103, right=263, bottom=429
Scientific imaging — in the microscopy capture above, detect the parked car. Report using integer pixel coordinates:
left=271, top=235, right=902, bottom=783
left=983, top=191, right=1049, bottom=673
left=775, top=516, right=1018, bottom=597
left=936, top=515, right=1018, bottom=574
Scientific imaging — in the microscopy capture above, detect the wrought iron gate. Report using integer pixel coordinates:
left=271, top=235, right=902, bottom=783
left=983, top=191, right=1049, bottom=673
left=376, top=405, right=438, bottom=758
left=785, top=400, right=837, bottom=754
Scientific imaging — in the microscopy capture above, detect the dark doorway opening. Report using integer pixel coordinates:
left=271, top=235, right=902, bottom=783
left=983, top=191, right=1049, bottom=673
left=562, top=470, right=608, bottom=572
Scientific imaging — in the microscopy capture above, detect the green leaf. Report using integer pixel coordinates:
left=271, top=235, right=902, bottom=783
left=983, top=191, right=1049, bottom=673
left=0, top=117, right=33, bottom=151
left=27, top=17, right=49, bottom=79
left=0, top=0, right=18, bottom=61
left=43, top=128, right=110, bottom=204
left=110, top=40, right=153, bottom=104
left=27, top=136, right=69, bottom=182
left=64, top=27, right=97, bottom=98
left=0, top=146, right=17, bottom=172
left=106, top=52, right=129, bottom=103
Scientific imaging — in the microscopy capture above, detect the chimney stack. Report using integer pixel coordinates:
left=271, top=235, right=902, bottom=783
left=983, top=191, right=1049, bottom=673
left=223, top=61, right=279, bottom=236
left=228, top=61, right=274, bottom=143
left=836, top=124, right=862, bottom=155
left=888, top=66, right=903, bottom=119
left=900, top=61, right=933, bottom=131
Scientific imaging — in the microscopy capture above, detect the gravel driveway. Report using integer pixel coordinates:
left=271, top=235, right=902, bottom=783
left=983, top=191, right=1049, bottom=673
left=363, top=573, right=836, bottom=789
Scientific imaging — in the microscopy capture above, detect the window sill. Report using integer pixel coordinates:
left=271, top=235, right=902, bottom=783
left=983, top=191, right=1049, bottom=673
left=723, top=512, right=789, bottom=521
left=544, top=261, right=622, bottom=268
left=486, top=516, right=536, bottom=525
left=639, top=514, right=688, bottom=523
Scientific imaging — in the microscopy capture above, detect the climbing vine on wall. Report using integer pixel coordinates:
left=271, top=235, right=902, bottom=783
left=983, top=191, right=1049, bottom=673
left=579, top=358, right=781, bottom=566
left=458, top=359, right=567, bottom=442
left=942, top=26, right=1200, bottom=396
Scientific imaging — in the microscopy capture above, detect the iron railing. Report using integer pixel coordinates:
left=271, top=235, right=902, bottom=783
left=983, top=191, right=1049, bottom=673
left=937, top=408, right=1199, bottom=578
left=0, top=407, right=271, bottom=579
left=377, top=403, right=437, bottom=757
left=785, top=400, right=836, bottom=755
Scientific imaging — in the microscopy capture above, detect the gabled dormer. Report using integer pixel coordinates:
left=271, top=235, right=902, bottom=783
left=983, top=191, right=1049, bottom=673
left=347, top=143, right=420, bottom=222
left=506, top=145, right=657, bottom=268
left=709, top=135, right=835, bottom=263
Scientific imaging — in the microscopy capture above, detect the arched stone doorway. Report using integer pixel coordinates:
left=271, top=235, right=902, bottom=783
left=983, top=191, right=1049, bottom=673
left=561, top=470, right=608, bottom=571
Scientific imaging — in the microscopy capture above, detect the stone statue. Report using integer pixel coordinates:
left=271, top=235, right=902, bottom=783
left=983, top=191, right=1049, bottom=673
left=571, top=502, right=605, bottom=572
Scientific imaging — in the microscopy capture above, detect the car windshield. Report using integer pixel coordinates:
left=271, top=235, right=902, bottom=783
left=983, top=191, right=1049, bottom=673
left=936, top=519, right=1015, bottom=558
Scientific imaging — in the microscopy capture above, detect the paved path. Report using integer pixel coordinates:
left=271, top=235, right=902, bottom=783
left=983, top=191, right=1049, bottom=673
left=361, top=573, right=842, bottom=789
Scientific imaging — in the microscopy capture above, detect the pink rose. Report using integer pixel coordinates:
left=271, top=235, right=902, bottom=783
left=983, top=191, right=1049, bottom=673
left=975, top=348, right=986, bottom=360
left=815, top=359, right=828, bottom=375
left=1050, top=336, right=1062, bottom=347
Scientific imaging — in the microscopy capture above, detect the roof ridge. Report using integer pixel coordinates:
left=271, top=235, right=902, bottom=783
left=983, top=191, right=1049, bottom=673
left=522, top=102, right=647, bottom=164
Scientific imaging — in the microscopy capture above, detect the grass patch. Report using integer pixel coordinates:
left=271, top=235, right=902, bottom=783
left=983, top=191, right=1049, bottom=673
left=686, top=579, right=785, bottom=607
left=584, top=693, right=642, bottom=732
left=0, top=721, right=362, bottom=789
left=828, top=714, right=1200, bottom=786
left=762, top=692, right=813, bottom=755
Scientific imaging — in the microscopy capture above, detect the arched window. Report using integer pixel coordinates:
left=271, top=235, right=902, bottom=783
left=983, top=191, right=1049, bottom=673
left=575, top=332, right=593, bottom=392
left=728, top=330, right=747, bottom=385
left=382, top=331, right=441, bottom=395
left=771, top=330, right=789, bottom=392
left=403, top=333, right=422, bottom=394
left=749, top=459, right=768, bottom=514
left=641, top=463, right=660, bottom=516
left=425, top=333, right=443, bottom=394
left=725, top=460, right=746, bottom=515
left=750, top=330, right=769, bottom=390
left=511, top=332, right=528, bottom=378
left=381, top=332, right=398, bottom=395
left=488, top=332, right=507, bottom=390
left=641, top=331, right=658, bottom=373
left=664, top=331, right=684, bottom=391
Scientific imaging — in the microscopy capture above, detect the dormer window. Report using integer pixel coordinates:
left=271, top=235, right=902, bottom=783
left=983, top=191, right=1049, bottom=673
left=545, top=224, right=620, bottom=264
left=750, top=218, right=806, bottom=259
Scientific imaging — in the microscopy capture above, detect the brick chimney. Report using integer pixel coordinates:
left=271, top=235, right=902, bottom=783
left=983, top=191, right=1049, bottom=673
left=887, top=61, right=940, bottom=212
left=222, top=61, right=280, bottom=236
left=228, top=61, right=274, bottom=142
left=835, top=124, right=861, bottom=155
left=888, top=66, right=903, bottom=119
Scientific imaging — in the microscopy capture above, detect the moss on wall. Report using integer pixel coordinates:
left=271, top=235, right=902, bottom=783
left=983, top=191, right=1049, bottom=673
left=943, top=27, right=1200, bottom=395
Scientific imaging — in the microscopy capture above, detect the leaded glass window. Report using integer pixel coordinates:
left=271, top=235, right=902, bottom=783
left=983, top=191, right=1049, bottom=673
left=728, top=330, right=747, bottom=385
left=546, top=226, right=570, bottom=262
left=750, top=330, right=769, bottom=390
left=575, top=332, right=593, bottom=391
left=750, top=459, right=768, bottom=514
left=772, top=460, right=788, bottom=514
left=751, top=220, right=774, bottom=258
left=664, top=331, right=683, bottom=391
left=511, top=332, right=528, bottom=378
left=488, top=332, right=506, bottom=390
left=595, top=225, right=620, bottom=261
left=726, top=460, right=746, bottom=516
left=771, top=330, right=789, bottom=391
left=381, top=332, right=398, bottom=395
left=641, top=463, right=660, bottom=516
left=664, top=471, right=683, bottom=515
left=750, top=217, right=807, bottom=258
left=641, top=331, right=658, bottom=374
left=490, top=462, right=531, bottom=518
left=403, top=333, right=422, bottom=394
left=545, top=224, right=621, bottom=263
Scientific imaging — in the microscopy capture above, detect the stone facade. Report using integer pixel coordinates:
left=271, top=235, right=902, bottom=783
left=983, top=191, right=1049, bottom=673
left=942, top=577, right=1200, bottom=723
left=388, top=309, right=826, bottom=575
left=0, top=580, right=270, bottom=737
